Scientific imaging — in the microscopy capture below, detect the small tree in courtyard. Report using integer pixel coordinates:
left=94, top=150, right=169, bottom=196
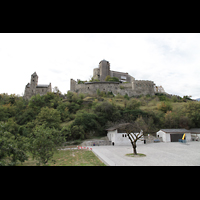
left=120, top=123, right=143, bottom=155
left=107, top=116, right=154, bottom=155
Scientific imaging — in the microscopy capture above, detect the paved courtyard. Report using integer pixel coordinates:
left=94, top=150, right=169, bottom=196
left=91, top=142, right=200, bottom=166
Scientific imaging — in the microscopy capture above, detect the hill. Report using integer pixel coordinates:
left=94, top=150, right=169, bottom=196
left=1, top=91, right=200, bottom=165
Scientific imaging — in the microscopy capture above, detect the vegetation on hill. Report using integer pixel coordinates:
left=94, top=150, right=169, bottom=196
left=0, top=91, right=198, bottom=165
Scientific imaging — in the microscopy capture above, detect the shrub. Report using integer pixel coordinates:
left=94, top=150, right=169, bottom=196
left=126, top=99, right=141, bottom=110
left=157, top=101, right=172, bottom=113
left=105, top=75, right=119, bottom=82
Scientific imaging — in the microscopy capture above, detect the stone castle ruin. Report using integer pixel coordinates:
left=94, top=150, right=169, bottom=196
left=23, top=60, right=166, bottom=99
left=70, top=59, right=160, bottom=97
left=24, top=72, right=52, bottom=100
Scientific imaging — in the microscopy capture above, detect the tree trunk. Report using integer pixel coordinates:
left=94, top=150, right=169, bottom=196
left=132, top=141, right=137, bottom=155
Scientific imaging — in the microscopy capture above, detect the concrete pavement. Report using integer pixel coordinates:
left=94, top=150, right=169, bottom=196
left=90, top=142, right=200, bottom=166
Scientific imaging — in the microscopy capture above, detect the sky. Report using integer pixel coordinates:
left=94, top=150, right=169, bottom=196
left=0, top=33, right=200, bottom=99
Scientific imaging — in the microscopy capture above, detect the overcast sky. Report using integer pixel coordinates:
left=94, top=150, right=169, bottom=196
left=0, top=33, right=200, bottom=99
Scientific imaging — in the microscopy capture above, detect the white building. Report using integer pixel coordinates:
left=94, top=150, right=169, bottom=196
left=106, top=124, right=144, bottom=146
left=189, top=128, right=200, bottom=141
left=156, top=129, right=191, bottom=142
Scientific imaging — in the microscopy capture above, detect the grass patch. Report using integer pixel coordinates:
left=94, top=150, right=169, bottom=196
left=125, top=153, right=146, bottom=157
left=18, top=150, right=106, bottom=166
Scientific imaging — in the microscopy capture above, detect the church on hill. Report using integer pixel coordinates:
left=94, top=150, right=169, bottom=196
left=24, top=72, right=52, bottom=100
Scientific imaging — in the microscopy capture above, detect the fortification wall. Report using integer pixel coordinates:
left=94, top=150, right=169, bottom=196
left=134, top=80, right=155, bottom=96
left=75, top=82, right=120, bottom=95
left=70, top=79, right=155, bottom=97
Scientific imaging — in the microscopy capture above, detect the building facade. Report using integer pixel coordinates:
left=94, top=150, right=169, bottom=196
left=106, top=124, right=144, bottom=146
left=156, top=129, right=192, bottom=142
left=24, top=72, right=52, bottom=100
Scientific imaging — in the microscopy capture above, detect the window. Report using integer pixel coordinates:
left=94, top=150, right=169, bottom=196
left=125, top=134, right=127, bottom=137
left=122, top=134, right=124, bottom=137
left=121, top=76, right=126, bottom=80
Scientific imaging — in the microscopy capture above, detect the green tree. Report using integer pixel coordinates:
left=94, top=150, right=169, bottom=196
left=61, top=124, right=85, bottom=140
left=93, top=101, right=121, bottom=125
left=0, top=122, right=29, bottom=166
left=0, top=106, right=9, bottom=121
left=163, top=111, right=179, bottom=128
left=29, top=125, right=65, bottom=166
left=35, top=107, right=61, bottom=129
left=73, top=111, right=101, bottom=137
left=15, top=107, right=36, bottom=125
left=57, top=102, right=70, bottom=122
left=66, top=91, right=74, bottom=102
left=28, top=94, right=45, bottom=110
left=184, top=101, right=200, bottom=127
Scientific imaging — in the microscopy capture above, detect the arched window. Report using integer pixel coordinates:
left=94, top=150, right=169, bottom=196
left=122, top=134, right=124, bottom=137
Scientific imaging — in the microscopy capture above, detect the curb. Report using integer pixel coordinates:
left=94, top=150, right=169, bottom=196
left=91, top=149, right=110, bottom=166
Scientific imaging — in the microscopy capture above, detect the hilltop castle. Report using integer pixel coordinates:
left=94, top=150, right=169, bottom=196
left=70, top=59, right=161, bottom=97
left=24, top=72, right=52, bottom=100
left=24, top=60, right=166, bottom=99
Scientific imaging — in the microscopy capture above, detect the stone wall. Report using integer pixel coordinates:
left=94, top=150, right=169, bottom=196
left=24, top=85, right=52, bottom=100
left=70, top=79, right=155, bottom=97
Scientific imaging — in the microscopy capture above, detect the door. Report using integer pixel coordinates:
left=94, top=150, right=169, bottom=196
left=170, top=134, right=183, bottom=142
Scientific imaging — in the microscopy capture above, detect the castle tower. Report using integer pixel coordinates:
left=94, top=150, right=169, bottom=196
left=30, top=72, right=38, bottom=94
left=93, top=68, right=100, bottom=80
left=99, top=59, right=110, bottom=81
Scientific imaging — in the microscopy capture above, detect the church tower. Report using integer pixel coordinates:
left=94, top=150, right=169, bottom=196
left=30, top=72, right=38, bottom=94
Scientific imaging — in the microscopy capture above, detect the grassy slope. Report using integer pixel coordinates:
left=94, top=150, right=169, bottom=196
left=18, top=149, right=106, bottom=166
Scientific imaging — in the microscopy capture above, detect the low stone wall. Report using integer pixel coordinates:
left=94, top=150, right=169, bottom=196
left=81, top=140, right=111, bottom=146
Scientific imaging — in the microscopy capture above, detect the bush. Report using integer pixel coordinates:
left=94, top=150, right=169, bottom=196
left=105, top=75, right=119, bottom=82
left=157, top=101, right=172, bottom=113
left=126, top=99, right=141, bottom=110
left=124, top=94, right=130, bottom=100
